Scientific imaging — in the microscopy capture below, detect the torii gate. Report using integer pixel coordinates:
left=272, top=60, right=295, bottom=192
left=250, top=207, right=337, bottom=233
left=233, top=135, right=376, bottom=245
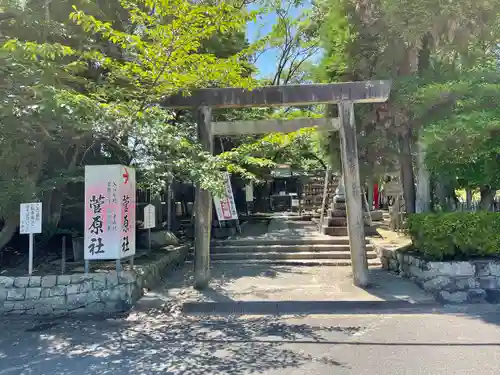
left=162, top=80, right=392, bottom=288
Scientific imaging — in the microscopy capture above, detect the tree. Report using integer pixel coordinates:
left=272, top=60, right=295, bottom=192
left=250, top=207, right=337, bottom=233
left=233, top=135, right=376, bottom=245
left=316, top=0, right=500, bottom=212
left=0, top=0, right=257, bottom=252
left=422, top=72, right=500, bottom=208
left=253, top=0, right=321, bottom=85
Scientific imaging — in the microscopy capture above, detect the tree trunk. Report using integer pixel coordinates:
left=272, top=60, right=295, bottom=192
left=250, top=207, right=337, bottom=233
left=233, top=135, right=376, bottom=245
left=480, top=187, right=495, bottom=210
left=49, top=189, right=64, bottom=226
left=435, top=179, right=446, bottom=209
left=415, top=140, right=431, bottom=212
left=398, top=133, right=415, bottom=214
left=366, top=178, right=374, bottom=211
left=0, top=215, right=19, bottom=256
left=466, top=189, right=472, bottom=209
left=42, top=190, right=63, bottom=226
left=395, top=43, right=420, bottom=215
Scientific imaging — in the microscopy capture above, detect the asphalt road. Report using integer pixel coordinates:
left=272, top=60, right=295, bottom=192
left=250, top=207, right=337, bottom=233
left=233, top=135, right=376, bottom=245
left=1, top=305, right=500, bottom=375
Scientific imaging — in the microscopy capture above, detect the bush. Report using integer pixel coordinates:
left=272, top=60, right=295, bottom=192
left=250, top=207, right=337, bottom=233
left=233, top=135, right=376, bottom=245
left=407, top=212, right=500, bottom=260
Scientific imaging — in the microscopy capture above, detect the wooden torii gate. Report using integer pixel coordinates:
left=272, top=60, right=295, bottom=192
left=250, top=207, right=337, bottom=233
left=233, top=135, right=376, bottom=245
left=162, top=80, right=392, bottom=288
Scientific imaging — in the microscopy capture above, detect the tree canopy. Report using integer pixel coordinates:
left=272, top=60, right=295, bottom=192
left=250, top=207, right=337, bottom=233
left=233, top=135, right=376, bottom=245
left=2, top=0, right=500, bottom=256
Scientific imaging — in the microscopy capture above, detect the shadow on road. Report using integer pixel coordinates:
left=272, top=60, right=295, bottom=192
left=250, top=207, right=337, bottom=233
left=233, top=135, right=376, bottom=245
left=0, top=314, right=352, bottom=375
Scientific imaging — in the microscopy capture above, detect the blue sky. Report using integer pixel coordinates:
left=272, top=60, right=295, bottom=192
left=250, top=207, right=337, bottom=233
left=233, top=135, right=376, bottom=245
left=246, top=4, right=307, bottom=78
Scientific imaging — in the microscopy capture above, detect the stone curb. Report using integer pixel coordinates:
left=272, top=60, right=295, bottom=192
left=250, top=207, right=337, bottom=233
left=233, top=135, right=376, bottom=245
left=0, top=245, right=189, bottom=317
left=375, top=243, right=500, bottom=304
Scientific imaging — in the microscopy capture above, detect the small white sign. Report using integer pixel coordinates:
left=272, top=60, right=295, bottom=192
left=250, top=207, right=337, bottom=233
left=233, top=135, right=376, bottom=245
left=245, top=184, right=253, bottom=202
left=291, top=199, right=299, bottom=207
left=213, top=172, right=238, bottom=221
left=20, top=203, right=42, bottom=234
left=384, top=182, right=402, bottom=196
left=143, top=204, right=156, bottom=229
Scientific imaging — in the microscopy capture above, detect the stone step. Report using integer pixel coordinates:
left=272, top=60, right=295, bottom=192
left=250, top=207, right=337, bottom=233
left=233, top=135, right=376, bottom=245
left=327, top=209, right=346, bottom=217
left=333, top=202, right=346, bottom=210
left=186, top=259, right=382, bottom=267
left=324, top=217, right=374, bottom=227
left=322, top=226, right=376, bottom=236
left=210, top=251, right=378, bottom=261
left=326, top=217, right=348, bottom=226
left=211, top=243, right=374, bottom=253
left=212, top=237, right=351, bottom=246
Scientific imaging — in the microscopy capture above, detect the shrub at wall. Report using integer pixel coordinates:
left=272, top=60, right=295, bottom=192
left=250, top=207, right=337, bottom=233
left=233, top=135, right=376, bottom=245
left=407, top=212, right=500, bottom=260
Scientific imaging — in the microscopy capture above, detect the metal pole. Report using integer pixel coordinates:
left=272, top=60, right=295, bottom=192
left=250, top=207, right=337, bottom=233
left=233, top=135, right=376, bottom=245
left=338, top=102, right=369, bottom=287
left=318, top=167, right=331, bottom=232
left=28, top=233, right=34, bottom=276
left=194, top=106, right=213, bottom=289
left=61, top=236, right=66, bottom=275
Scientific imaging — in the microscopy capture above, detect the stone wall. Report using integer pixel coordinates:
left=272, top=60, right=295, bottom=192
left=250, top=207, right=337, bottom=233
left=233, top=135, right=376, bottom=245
left=377, top=246, right=500, bottom=303
left=0, top=245, right=188, bottom=316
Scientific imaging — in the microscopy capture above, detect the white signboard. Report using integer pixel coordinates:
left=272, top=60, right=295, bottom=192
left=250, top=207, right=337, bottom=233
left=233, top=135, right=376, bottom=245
left=84, top=165, right=136, bottom=260
left=213, top=172, right=238, bottom=221
left=384, top=182, right=402, bottom=196
left=245, top=184, right=253, bottom=202
left=143, top=204, right=156, bottom=229
left=20, top=202, right=42, bottom=234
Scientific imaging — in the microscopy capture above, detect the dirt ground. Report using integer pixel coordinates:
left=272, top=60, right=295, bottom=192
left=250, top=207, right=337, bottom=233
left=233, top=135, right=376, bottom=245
left=368, top=213, right=411, bottom=249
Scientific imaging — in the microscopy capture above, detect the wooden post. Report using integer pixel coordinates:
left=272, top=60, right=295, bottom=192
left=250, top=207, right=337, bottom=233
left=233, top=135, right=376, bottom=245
left=194, top=106, right=213, bottom=289
left=338, top=102, right=369, bottom=287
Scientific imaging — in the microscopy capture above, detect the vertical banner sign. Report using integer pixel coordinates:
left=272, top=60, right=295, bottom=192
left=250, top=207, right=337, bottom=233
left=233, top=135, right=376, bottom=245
left=213, top=172, right=238, bottom=221
left=84, top=165, right=136, bottom=260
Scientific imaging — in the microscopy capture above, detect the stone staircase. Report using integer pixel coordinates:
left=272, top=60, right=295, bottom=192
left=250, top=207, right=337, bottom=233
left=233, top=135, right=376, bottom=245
left=209, top=237, right=379, bottom=266
left=321, top=200, right=376, bottom=237
left=204, top=218, right=380, bottom=266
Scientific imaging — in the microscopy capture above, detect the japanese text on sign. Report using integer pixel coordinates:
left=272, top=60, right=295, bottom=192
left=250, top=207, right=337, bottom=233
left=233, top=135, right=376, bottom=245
left=121, top=194, right=130, bottom=253
left=213, top=173, right=238, bottom=221
left=84, top=165, right=136, bottom=260
left=143, top=204, right=156, bottom=229
left=19, top=203, right=42, bottom=234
